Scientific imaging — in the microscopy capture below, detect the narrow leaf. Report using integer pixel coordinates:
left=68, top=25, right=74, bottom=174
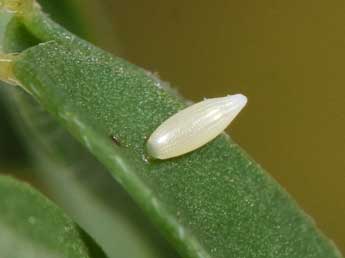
left=1, top=4, right=179, bottom=257
left=4, top=86, right=179, bottom=258
left=1, top=3, right=342, bottom=258
left=0, top=175, right=107, bottom=258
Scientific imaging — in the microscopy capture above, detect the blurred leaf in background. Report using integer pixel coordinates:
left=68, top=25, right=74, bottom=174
left=0, top=96, right=27, bottom=167
left=0, top=175, right=107, bottom=258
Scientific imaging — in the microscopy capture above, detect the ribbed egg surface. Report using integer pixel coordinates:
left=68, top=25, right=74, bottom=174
left=146, top=94, right=247, bottom=159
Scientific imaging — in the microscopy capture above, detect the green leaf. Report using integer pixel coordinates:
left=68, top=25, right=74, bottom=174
left=0, top=4, right=179, bottom=257
left=0, top=11, right=27, bottom=166
left=0, top=175, right=107, bottom=258
left=36, top=0, right=87, bottom=37
left=1, top=3, right=343, bottom=258
left=0, top=91, right=28, bottom=166
left=4, top=84, right=179, bottom=258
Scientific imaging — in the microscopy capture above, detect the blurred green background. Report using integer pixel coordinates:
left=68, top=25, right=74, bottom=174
left=1, top=0, right=344, bottom=254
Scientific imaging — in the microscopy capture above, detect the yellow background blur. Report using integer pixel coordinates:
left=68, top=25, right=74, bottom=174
left=80, top=0, right=345, bottom=251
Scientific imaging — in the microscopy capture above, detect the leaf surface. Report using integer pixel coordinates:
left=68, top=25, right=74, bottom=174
left=1, top=4, right=343, bottom=258
left=4, top=86, right=179, bottom=258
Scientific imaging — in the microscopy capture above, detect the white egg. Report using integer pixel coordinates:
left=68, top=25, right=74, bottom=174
left=146, top=94, right=248, bottom=159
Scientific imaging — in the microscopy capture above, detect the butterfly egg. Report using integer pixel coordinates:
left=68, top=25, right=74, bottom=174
left=146, top=94, right=248, bottom=160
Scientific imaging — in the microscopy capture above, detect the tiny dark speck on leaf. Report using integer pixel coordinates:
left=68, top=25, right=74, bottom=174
left=111, top=135, right=121, bottom=146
